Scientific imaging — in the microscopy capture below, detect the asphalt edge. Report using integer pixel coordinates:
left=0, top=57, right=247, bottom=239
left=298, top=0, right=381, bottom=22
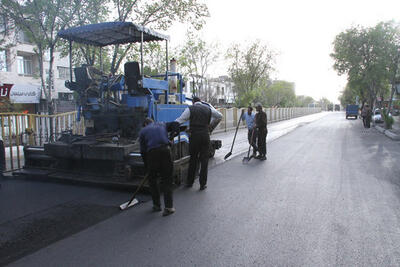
left=374, top=125, right=400, bottom=141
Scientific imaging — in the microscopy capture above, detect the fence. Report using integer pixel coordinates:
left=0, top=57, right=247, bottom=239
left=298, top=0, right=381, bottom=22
left=0, top=111, right=84, bottom=172
left=0, top=107, right=320, bottom=172
left=214, top=107, right=321, bottom=133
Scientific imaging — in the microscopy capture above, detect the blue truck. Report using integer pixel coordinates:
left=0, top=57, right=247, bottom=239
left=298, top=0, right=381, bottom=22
left=346, top=104, right=359, bottom=119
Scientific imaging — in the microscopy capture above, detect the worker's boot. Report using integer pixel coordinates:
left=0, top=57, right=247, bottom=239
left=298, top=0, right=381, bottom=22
left=152, top=205, right=162, bottom=212
left=162, top=207, right=175, bottom=216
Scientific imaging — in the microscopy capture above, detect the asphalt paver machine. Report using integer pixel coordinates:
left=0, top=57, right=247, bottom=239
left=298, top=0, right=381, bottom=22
left=21, top=22, right=221, bottom=188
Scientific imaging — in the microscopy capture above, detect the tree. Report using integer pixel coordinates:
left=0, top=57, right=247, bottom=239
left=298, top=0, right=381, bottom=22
left=176, top=31, right=219, bottom=99
left=295, top=95, right=314, bottom=107
left=226, top=40, right=275, bottom=107
left=331, top=22, right=400, bottom=110
left=69, top=0, right=210, bottom=75
left=0, top=0, right=80, bottom=116
left=258, top=80, right=296, bottom=107
left=318, top=97, right=332, bottom=110
left=339, top=83, right=358, bottom=107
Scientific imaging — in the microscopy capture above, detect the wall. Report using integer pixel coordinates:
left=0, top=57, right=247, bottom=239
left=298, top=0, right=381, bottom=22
left=214, top=107, right=322, bottom=133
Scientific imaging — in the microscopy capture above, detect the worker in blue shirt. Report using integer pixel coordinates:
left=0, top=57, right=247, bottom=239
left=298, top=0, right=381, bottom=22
left=139, top=118, right=179, bottom=216
left=243, top=106, right=257, bottom=157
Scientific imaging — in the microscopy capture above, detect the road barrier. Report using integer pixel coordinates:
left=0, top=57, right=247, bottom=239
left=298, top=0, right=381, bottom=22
left=214, top=107, right=321, bottom=133
left=0, top=111, right=84, bottom=172
left=0, top=107, right=320, bottom=172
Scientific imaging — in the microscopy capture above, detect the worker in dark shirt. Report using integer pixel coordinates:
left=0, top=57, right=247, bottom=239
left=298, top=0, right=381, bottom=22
left=175, top=96, right=222, bottom=190
left=255, top=103, right=267, bottom=160
left=139, top=118, right=178, bottom=216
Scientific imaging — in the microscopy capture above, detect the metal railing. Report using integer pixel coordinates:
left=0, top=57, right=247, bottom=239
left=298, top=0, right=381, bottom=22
left=0, top=111, right=84, bottom=172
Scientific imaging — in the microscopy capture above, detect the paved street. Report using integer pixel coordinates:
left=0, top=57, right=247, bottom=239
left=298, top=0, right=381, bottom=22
left=2, top=112, right=400, bottom=266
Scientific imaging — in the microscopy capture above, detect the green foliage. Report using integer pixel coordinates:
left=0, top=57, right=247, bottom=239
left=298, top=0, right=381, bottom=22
left=332, top=21, right=400, bottom=107
left=226, top=40, right=275, bottom=107
left=295, top=95, right=315, bottom=107
left=382, top=108, right=394, bottom=129
left=258, top=80, right=296, bottom=107
left=176, top=31, right=219, bottom=99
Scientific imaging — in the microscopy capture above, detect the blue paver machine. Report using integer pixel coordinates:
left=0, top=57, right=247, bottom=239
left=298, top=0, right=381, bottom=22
left=22, top=22, right=221, bottom=188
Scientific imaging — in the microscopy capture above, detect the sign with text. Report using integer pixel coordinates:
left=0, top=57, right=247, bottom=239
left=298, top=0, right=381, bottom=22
left=10, top=84, right=41, bottom=103
left=0, top=83, right=13, bottom=98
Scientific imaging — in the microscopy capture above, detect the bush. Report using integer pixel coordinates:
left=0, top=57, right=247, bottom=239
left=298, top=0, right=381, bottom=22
left=382, top=108, right=394, bottom=129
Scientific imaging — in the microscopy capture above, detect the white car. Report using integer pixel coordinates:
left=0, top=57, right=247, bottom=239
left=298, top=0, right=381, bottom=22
left=372, top=108, right=391, bottom=123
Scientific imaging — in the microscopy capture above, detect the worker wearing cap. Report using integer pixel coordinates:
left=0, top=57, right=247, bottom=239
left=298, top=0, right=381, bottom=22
left=243, top=106, right=257, bottom=157
left=255, top=103, right=267, bottom=160
left=176, top=96, right=222, bottom=190
left=139, top=118, right=178, bottom=216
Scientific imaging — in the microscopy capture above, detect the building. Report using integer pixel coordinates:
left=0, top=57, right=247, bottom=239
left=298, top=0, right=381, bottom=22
left=0, top=29, right=74, bottom=113
left=184, top=75, right=235, bottom=107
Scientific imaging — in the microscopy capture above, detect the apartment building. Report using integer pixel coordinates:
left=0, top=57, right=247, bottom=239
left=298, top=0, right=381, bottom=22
left=184, top=75, right=235, bottom=107
left=0, top=30, right=74, bottom=113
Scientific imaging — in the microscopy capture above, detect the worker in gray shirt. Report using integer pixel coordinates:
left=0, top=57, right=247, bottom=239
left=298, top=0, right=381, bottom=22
left=175, top=96, right=222, bottom=190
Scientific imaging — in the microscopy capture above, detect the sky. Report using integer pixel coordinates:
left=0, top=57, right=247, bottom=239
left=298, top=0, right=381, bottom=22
left=167, top=0, right=400, bottom=103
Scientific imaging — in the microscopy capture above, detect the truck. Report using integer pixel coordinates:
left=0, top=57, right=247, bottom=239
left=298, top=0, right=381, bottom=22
left=21, top=22, right=221, bottom=189
left=345, top=104, right=359, bottom=119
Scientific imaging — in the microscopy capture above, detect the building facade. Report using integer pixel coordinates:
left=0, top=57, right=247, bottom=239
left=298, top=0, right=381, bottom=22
left=184, top=75, right=235, bottom=107
left=0, top=30, right=74, bottom=113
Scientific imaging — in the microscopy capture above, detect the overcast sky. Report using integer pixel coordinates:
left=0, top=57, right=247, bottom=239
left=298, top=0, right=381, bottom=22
left=167, top=0, right=400, bottom=103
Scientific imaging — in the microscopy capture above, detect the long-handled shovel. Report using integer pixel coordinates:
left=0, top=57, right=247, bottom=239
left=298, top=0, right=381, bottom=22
left=120, top=174, right=149, bottom=210
left=224, top=110, right=244, bottom=160
left=243, top=128, right=257, bottom=164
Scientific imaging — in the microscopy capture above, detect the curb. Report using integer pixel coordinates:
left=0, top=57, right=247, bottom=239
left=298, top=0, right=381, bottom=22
left=374, top=125, right=400, bottom=141
left=385, top=130, right=400, bottom=141
left=375, top=125, right=386, bottom=134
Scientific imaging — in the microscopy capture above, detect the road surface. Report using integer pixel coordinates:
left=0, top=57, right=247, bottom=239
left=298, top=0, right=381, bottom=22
left=2, top=112, right=400, bottom=266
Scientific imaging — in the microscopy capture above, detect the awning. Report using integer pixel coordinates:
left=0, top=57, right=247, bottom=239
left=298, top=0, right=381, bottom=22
left=57, top=22, right=170, bottom=47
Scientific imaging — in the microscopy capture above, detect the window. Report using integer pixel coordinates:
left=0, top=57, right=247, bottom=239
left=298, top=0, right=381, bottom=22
left=17, top=55, right=33, bottom=75
left=18, top=30, right=32, bottom=44
left=222, top=87, right=225, bottom=95
left=216, top=86, right=220, bottom=95
left=58, top=92, right=73, bottom=101
left=57, top=66, right=70, bottom=80
left=0, top=50, right=7, bottom=72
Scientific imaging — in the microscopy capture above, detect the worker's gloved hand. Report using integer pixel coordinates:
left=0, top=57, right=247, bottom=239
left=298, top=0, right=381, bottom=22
left=167, top=121, right=180, bottom=136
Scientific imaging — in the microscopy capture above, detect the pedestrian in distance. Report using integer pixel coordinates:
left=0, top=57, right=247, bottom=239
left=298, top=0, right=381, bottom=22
left=254, top=103, right=268, bottom=160
left=139, top=118, right=178, bottom=216
left=243, top=106, right=258, bottom=157
left=361, top=104, right=372, bottom=128
left=175, top=96, right=222, bottom=190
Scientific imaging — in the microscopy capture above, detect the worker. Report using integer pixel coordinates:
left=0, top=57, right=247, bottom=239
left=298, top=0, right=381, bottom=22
left=139, top=118, right=177, bottom=216
left=243, top=106, right=257, bottom=157
left=254, top=103, right=267, bottom=160
left=175, top=96, right=222, bottom=190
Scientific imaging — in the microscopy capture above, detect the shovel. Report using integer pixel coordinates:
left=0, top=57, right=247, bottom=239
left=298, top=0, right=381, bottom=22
left=242, top=128, right=257, bottom=164
left=224, top=110, right=244, bottom=160
left=119, top=174, right=149, bottom=210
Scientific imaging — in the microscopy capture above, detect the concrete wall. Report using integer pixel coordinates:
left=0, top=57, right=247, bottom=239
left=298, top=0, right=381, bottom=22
left=214, top=107, right=322, bottom=133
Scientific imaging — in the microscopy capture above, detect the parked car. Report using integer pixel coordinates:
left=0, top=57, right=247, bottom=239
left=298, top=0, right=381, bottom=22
left=372, top=108, right=392, bottom=123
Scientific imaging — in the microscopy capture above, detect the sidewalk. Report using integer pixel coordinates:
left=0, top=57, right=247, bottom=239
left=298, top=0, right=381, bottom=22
left=374, top=115, right=400, bottom=141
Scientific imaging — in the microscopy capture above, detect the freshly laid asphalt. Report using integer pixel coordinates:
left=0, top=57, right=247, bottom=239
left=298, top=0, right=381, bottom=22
left=2, top=112, right=400, bottom=266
